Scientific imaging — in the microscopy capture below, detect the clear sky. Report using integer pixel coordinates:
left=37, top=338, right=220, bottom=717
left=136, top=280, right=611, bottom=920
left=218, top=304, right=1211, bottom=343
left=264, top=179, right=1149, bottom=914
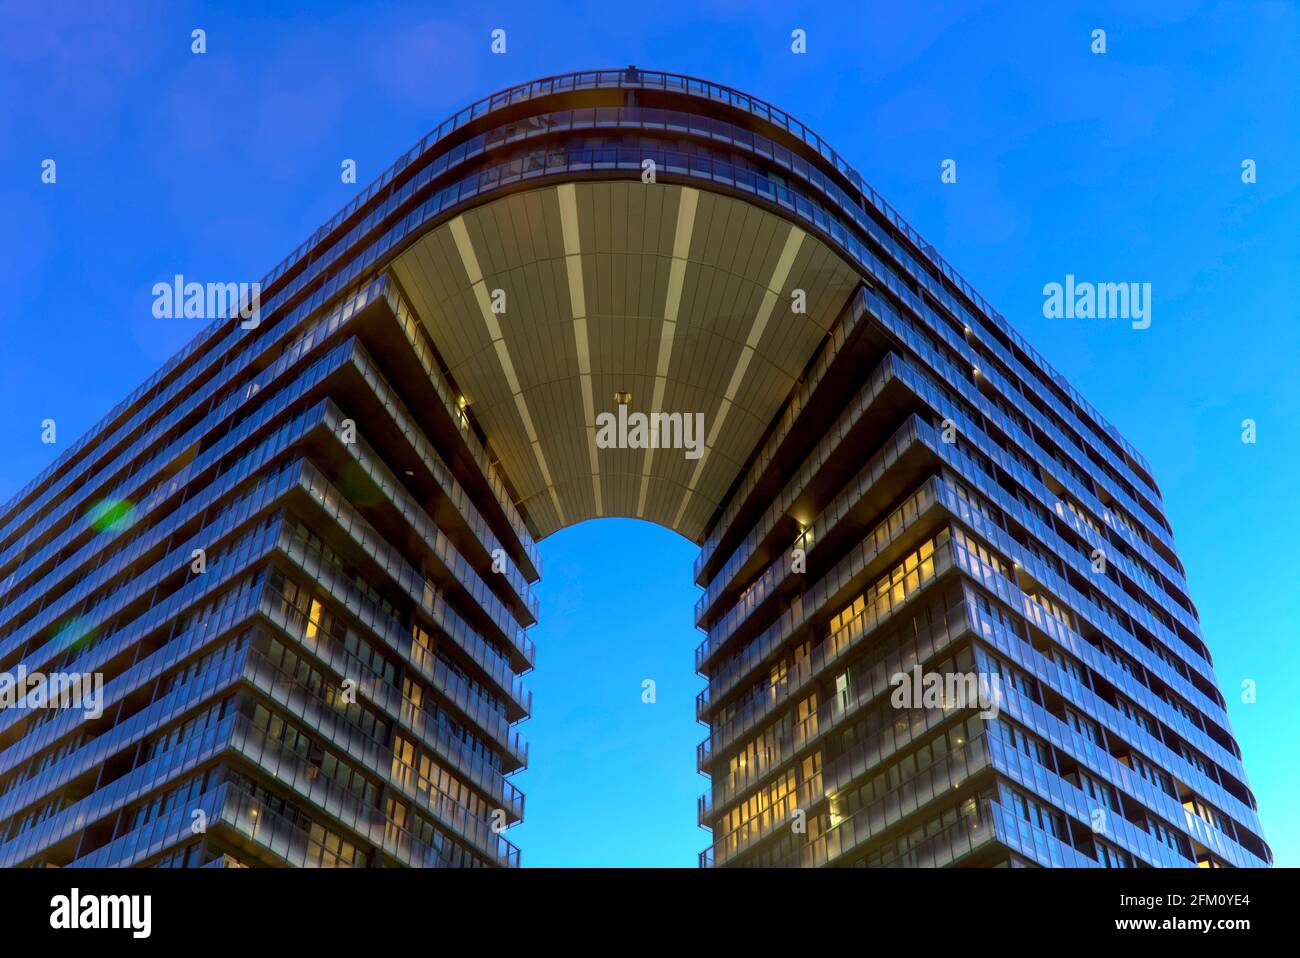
left=1, top=0, right=1296, bottom=867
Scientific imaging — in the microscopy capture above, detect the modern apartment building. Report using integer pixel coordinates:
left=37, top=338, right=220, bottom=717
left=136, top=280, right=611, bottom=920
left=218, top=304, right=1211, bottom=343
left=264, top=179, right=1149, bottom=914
left=0, top=69, right=1270, bottom=868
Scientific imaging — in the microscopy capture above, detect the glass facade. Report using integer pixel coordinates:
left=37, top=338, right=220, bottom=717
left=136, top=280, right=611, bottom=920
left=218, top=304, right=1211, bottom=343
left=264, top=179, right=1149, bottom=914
left=0, top=69, right=1269, bottom=868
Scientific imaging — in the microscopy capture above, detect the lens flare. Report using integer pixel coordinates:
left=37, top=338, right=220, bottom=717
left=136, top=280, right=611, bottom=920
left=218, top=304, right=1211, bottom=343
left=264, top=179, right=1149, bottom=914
left=54, top=616, right=97, bottom=653
left=87, top=498, right=136, bottom=533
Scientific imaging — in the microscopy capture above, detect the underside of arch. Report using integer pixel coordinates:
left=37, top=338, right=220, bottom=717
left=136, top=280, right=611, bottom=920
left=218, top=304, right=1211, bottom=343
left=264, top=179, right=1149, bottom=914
left=391, top=180, right=860, bottom=543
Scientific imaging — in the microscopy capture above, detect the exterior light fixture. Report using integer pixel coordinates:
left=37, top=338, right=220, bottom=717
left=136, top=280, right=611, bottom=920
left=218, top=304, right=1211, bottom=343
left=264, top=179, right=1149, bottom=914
left=614, top=390, right=632, bottom=405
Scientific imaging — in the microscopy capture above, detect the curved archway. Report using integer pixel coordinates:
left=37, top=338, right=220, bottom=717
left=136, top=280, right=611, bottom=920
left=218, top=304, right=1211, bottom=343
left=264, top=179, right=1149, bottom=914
left=510, top=518, right=703, bottom=867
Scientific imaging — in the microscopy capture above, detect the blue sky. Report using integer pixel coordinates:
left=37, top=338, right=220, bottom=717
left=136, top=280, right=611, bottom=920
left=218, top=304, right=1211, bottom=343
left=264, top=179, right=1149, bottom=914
left=0, top=0, right=1296, bottom=866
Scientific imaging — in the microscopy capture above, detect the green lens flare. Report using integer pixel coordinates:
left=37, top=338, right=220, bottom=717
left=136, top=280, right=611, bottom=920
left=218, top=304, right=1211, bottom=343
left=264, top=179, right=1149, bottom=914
left=54, top=617, right=97, bottom=652
left=87, top=498, right=136, bottom=533
left=336, top=462, right=383, bottom=507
